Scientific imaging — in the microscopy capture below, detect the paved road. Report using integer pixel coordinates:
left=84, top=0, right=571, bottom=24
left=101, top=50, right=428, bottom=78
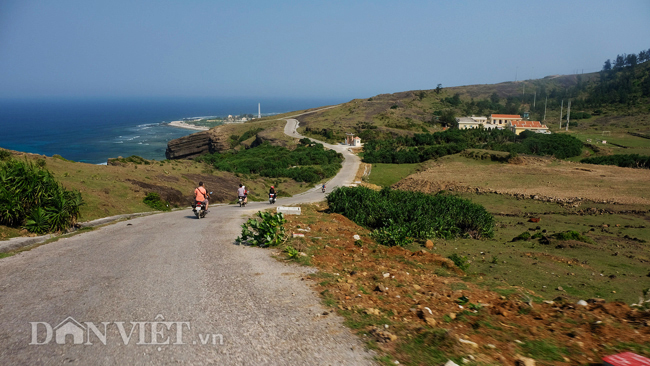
left=0, top=120, right=373, bottom=365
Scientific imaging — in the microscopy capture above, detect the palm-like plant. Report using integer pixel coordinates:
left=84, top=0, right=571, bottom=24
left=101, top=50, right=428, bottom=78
left=24, top=207, right=50, bottom=234
left=0, top=158, right=83, bottom=233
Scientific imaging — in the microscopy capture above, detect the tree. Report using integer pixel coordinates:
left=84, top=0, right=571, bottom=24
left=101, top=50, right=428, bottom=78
left=602, top=59, right=612, bottom=71
left=490, top=92, right=500, bottom=104
left=638, top=50, right=649, bottom=63
left=446, top=93, right=461, bottom=106
left=435, top=84, right=443, bottom=95
left=439, top=110, right=457, bottom=128
left=625, top=53, right=638, bottom=67
left=614, top=54, right=626, bottom=69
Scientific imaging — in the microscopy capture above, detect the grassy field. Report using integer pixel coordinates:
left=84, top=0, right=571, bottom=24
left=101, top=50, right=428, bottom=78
left=366, top=163, right=422, bottom=187
left=440, top=192, right=650, bottom=304
left=386, top=152, right=650, bottom=304
left=393, top=152, right=650, bottom=205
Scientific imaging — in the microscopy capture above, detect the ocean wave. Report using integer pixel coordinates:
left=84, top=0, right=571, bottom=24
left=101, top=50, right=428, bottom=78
left=115, top=135, right=140, bottom=141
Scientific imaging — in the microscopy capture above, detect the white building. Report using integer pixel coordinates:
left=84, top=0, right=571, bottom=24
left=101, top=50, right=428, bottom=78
left=456, top=117, right=482, bottom=130
left=456, top=115, right=490, bottom=130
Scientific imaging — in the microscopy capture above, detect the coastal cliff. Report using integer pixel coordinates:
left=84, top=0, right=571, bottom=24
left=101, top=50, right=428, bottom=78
left=165, top=120, right=294, bottom=160
left=165, top=128, right=230, bottom=160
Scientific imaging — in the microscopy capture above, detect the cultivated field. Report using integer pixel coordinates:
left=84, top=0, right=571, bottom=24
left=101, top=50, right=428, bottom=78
left=392, top=152, right=650, bottom=206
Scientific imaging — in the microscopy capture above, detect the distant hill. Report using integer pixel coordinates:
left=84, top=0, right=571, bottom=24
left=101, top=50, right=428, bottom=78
left=297, top=59, right=650, bottom=143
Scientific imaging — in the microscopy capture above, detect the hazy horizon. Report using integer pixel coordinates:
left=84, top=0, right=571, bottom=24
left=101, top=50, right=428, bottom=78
left=1, top=1, right=649, bottom=100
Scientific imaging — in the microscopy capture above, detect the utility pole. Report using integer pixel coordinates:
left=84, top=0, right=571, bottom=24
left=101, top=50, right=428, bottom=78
left=515, top=67, right=518, bottom=82
left=533, top=92, right=536, bottom=109
left=559, top=100, right=564, bottom=129
left=523, top=84, right=525, bottom=96
left=566, top=100, right=571, bottom=131
left=543, top=96, right=548, bottom=122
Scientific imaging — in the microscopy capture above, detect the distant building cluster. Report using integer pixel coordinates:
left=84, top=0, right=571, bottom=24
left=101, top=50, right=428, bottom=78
left=223, top=114, right=256, bottom=124
left=456, top=114, right=550, bottom=135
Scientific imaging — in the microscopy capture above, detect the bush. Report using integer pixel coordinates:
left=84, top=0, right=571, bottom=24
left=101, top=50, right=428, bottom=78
left=200, top=142, right=343, bottom=184
left=110, top=155, right=152, bottom=165
left=327, top=187, right=494, bottom=241
left=448, top=253, right=470, bottom=271
left=581, top=154, right=650, bottom=169
left=0, top=149, right=11, bottom=161
left=371, top=224, right=413, bottom=247
left=552, top=230, right=593, bottom=243
left=143, top=192, right=171, bottom=211
left=236, top=211, right=287, bottom=247
left=512, top=231, right=531, bottom=241
left=361, top=128, right=583, bottom=164
left=0, top=159, right=83, bottom=233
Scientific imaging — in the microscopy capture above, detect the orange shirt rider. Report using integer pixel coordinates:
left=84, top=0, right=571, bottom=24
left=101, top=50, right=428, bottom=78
left=194, top=182, right=209, bottom=210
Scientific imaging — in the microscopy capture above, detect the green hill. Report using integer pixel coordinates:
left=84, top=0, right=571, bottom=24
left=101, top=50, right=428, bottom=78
left=296, top=55, right=650, bottom=144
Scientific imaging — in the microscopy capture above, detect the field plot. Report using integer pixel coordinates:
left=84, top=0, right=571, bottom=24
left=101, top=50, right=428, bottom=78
left=392, top=153, right=650, bottom=206
left=366, top=163, right=422, bottom=187
left=572, top=131, right=650, bottom=156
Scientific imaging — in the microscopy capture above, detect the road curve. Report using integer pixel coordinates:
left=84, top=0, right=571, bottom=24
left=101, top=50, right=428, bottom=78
left=0, top=119, right=374, bottom=365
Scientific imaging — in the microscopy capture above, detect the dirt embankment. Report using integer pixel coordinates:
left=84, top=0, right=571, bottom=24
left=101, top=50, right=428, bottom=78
left=282, top=206, right=650, bottom=365
left=392, top=156, right=650, bottom=206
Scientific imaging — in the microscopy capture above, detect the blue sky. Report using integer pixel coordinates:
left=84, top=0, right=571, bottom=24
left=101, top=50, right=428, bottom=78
left=0, top=0, right=649, bottom=100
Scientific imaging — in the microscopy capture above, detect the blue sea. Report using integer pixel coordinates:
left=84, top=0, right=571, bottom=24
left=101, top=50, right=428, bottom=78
left=0, top=97, right=344, bottom=164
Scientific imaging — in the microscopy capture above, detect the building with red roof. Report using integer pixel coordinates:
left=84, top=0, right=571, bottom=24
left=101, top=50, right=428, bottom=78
left=509, top=120, right=550, bottom=135
left=489, top=114, right=522, bottom=126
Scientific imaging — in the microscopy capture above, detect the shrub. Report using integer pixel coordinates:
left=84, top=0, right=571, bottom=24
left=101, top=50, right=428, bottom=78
left=0, top=159, right=83, bottom=233
left=284, top=245, right=300, bottom=258
left=512, top=231, right=531, bottom=242
left=110, top=155, right=152, bottom=165
left=371, top=224, right=413, bottom=247
left=448, top=253, right=470, bottom=271
left=327, top=187, right=494, bottom=241
left=552, top=230, right=593, bottom=243
left=200, top=142, right=343, bottom=184
left=581, top=154, right=650, bottom=169
left=361, top=128, right=583, bottom=164
left=236, top=211, right=287, bottom=247
left=0, top=149, right=11, bottom=161
left=143, top=192, right=171, bottom=211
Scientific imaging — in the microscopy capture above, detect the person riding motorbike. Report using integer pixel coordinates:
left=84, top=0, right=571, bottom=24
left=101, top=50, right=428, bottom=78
left=194, top=182, right=210, bottom=211
left=321, top=183, right=326, bottom=193
left=237, top=184, right=248, bottom=204
left=269, top=185, right=276, bottom=203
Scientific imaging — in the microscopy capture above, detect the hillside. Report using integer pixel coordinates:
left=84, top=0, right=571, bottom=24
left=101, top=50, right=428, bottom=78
left=295, top=61, right=650, bottom=144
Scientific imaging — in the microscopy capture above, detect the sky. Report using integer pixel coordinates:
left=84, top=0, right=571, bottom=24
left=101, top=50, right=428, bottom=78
left=0, top=0, right=649, bottom=100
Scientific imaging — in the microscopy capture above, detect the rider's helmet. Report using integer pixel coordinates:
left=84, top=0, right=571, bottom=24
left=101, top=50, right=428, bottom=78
left=271, top=186, right=274, bottom=189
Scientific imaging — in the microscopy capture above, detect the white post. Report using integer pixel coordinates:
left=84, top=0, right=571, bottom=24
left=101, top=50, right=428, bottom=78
left=566, top=100, right=571, bottom=131
left=258, top=103, right=261, bottom=119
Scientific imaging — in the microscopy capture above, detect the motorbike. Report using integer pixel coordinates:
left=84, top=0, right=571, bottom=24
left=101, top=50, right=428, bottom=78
left=192, top=192, right=212, bottom=219
left=238, top=196, right=247, bottom=207
left=269, top=193, right=276, bottom=204
left=322, top=186, right=326, bottom=193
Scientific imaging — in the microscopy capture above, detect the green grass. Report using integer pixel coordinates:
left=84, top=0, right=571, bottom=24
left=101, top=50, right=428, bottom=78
left=367, top=163, right=421, bottom=187
left=396, top=329, right=456, bottom=365
left=433, top=191, right=650, bottom=304
left=518, top=340, right=569, bottom=361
